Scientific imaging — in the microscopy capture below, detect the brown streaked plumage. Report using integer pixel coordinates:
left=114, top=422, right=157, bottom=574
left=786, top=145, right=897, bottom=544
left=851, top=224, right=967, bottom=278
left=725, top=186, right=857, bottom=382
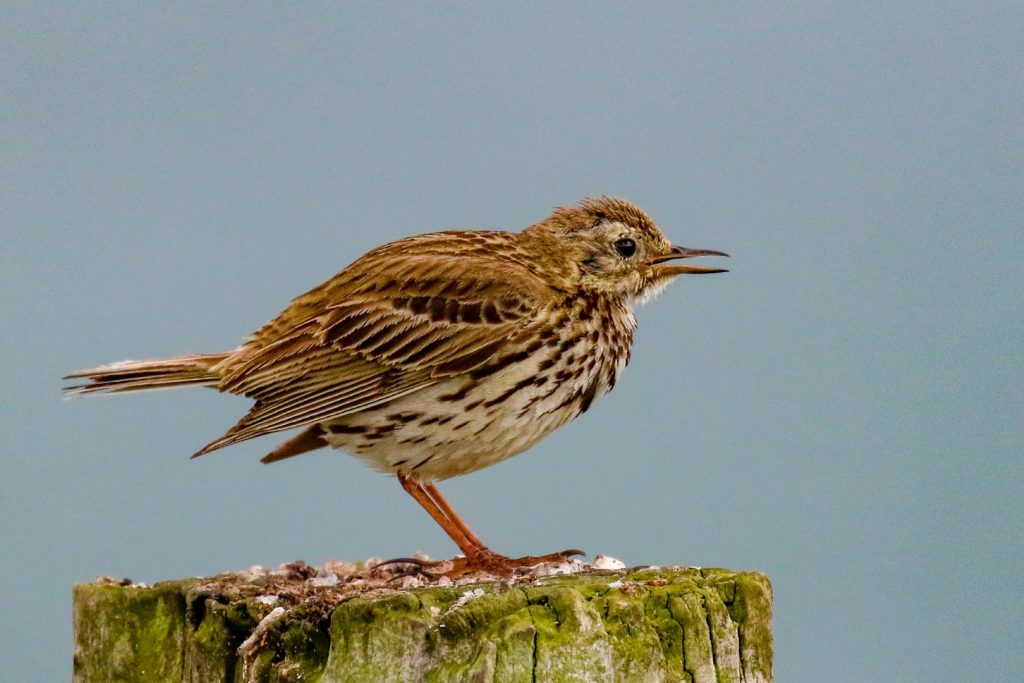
left=65, top=197, right=727, bottom=574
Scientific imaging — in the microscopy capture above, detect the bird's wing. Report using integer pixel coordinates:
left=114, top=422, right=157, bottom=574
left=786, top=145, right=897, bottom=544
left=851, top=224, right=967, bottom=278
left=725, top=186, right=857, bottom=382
left=194, top=233, right=553, bottom=456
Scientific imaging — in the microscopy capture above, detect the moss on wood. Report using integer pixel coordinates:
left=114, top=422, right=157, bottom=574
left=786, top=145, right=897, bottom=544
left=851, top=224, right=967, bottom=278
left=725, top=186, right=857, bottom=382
left=73, top=565, right=772, bottom=682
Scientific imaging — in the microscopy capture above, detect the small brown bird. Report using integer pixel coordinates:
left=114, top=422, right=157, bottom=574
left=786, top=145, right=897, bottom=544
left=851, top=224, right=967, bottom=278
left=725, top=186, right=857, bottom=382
left=66, top=197, right=727, bottom=573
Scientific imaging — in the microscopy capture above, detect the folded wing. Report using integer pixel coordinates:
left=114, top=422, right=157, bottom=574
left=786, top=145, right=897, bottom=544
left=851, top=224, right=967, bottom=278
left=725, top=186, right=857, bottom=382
left=194, top=233, right=551, bottom=456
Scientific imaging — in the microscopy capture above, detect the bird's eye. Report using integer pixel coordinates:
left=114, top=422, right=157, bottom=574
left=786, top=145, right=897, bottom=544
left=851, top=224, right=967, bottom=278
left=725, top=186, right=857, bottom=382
left=614, top=238, right=636, bottom=258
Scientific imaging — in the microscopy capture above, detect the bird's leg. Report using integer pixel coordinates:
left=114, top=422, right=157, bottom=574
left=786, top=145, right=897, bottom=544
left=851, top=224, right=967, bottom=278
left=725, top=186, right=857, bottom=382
left=421, top=481, right=489, bottom=553
left=394, top=473, right=584, bottom=577
left=397, top=473, right=489, bottom=558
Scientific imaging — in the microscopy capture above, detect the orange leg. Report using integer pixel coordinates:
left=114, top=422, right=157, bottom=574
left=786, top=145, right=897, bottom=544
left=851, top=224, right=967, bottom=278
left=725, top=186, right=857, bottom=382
left=422, top=481, right=488, bottom=551
left=395, top=473, right=585, bottom=577
left=397, top=474, right=490, bottom=558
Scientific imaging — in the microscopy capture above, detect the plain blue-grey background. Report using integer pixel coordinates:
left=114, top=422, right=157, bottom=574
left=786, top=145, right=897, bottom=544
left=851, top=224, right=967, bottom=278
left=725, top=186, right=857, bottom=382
left=3, top=3, right=1021, bottom=680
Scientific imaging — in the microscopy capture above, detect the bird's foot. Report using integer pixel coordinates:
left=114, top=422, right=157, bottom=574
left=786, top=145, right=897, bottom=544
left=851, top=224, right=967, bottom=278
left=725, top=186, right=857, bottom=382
left=378, top=548, right=586, bottom=580
left=459, top=547, right=588, bottom=578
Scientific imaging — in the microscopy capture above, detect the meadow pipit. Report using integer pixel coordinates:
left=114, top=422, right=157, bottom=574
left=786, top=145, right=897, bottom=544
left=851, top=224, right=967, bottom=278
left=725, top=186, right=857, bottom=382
left=66, top=197, right=727, bottom=574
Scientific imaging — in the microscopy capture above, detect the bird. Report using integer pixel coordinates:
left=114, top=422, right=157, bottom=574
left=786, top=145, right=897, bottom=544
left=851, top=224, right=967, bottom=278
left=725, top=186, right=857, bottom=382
left=65, top=197, right=727, bottom=575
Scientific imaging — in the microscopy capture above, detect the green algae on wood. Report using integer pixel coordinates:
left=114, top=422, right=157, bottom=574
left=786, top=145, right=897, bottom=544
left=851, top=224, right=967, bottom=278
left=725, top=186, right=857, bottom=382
left=73, top=564, right=772, bottom=682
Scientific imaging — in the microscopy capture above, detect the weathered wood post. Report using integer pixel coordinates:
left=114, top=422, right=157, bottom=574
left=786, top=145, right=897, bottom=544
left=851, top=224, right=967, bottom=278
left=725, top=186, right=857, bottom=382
left=73, top=562, right=772, bottom=682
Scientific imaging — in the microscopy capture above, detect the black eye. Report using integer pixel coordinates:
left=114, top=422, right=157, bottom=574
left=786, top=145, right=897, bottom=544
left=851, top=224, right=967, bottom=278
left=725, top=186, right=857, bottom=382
left=614, top=237, right=636, bottom=258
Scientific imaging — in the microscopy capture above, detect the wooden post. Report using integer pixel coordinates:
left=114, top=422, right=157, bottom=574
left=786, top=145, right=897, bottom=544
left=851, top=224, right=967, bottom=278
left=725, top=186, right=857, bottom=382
left=73, top=564, right=772, bottom=682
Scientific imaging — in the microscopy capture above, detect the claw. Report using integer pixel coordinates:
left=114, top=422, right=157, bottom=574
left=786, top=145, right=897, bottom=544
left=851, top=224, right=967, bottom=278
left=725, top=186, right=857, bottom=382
left=373, top=557, right=427, bottom=570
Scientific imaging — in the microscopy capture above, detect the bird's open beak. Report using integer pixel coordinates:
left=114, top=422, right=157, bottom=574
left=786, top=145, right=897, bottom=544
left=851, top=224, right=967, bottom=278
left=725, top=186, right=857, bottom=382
left=649, top=246, right=729, bottom=274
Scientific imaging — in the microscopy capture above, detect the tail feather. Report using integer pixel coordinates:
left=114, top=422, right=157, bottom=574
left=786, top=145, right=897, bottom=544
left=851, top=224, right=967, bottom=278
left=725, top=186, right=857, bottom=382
left=63, top=353, right=230, bottom=396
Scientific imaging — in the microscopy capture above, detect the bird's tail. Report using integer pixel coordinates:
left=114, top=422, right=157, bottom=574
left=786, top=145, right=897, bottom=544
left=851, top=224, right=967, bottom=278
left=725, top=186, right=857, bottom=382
left=63, top=353, right=230, bottom=396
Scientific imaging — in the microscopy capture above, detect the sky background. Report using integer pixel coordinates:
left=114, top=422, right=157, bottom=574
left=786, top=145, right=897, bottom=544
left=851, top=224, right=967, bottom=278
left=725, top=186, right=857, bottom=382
left=3, top=3, right=1022, bottom=681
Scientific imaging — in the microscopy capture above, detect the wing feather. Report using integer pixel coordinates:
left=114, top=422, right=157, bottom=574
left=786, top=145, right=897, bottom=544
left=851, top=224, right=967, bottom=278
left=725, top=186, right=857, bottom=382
left=196, top=235, right=553, bottom=456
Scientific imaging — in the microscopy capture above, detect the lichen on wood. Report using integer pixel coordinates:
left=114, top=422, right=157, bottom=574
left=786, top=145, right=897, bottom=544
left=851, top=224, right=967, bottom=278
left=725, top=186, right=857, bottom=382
left=73, top=561, right=772, bottom=682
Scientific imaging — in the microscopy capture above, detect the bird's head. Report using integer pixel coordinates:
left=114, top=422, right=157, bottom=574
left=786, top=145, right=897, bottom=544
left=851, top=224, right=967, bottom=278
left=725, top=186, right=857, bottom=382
left=526, top=196, right=728, bottom=303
